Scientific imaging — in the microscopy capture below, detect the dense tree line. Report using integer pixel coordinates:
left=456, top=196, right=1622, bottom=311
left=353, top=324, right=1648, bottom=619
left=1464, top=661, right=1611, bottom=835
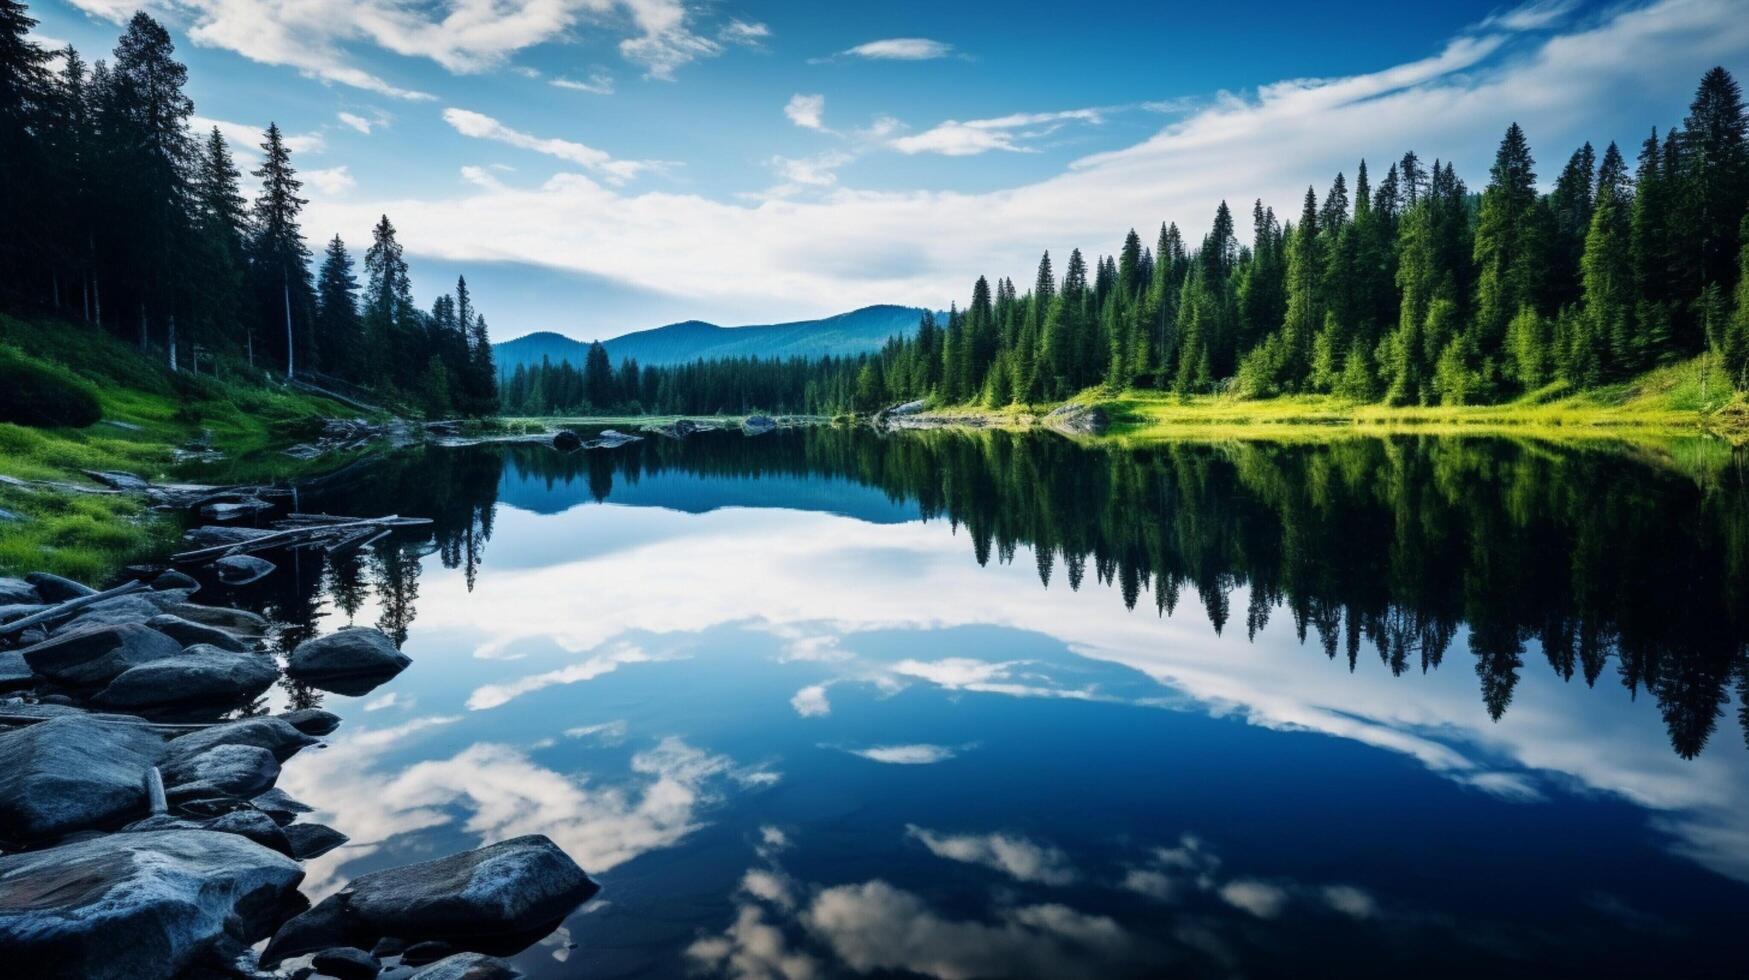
left=500, top=344, right=870, bottom=416
left=0, top=2, right=496, bottom=415
left=848, top=69, right=1749, bottom=407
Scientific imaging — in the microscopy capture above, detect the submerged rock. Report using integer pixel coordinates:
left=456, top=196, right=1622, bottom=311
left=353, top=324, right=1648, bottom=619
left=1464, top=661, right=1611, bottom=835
left=0, top=715, right=165, bottom=844
left=21, top=623, right=184, bottom=689
left=742, top=414, right=777, bottom=435
left=551, top=429, right=583, bottom=452
left=162, top=743, right=280, bottom=803
left=313, top=946, right=382, bottom=979
left=285, top=821, right=349, bottom=860
left=286, top=627, right=411, bottom=693
left=409, top=953, right=523, bottom=980
left=149, top=569, right=201, bottom=593
left=92, top=645, right=278, bottom=710
left=0, top=576, right=41, bottom=604
left=146, top=613, right=249, bottom=651
left=202, top=498, right=273, bottom=521
left=584, top=428, right=642, bottom=449
left=0, top=829, right=304, bottom=980
left=1044, top=402, right=1110, bottom=436
left=213, top=554, right=276, bottom=586
left=279, top=707, right=342, bottom=736
left=262, top=835, right=599, bottom=965
left=26, top=571, right=97, bottom=602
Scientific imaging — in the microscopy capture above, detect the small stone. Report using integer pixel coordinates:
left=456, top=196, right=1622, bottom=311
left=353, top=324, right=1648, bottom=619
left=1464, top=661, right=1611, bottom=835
left=286, top=627, right=410, bottom=695
left=399, top=940, right=457, bottom=966
left=150, top=569, right=201, bottom=593
left=551, top=429, right=583, bottom=451
left=279, top=707, right=342, bottom=736
left=285, top=822, right=349, bottom=860
left=252, top=787, right=313, bottom=825
left=312, top=946, right=381, bottom=980
left=0, top=650, right=34, bottom=690
left=164, top=716, right=317, bottom=767
left=0, top=577, right=40, bottom=604
left=165, top=602, right=270, bottom=637
left=213, top=555, right=276, bottom=586
left=203, top=808, right=294, bottom=857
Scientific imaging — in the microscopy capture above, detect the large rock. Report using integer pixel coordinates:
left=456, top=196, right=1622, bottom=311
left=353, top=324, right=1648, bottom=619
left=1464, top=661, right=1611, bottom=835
left=551, top=429, right=583, bottom=452
left=146, top=613, right=251, bottom=651
left=0, top=715, right=165, bottom=844
left=409, top=953, right=523, bottom=980
left=165, top=716, right=317, bottom=767
left=161, top=743, right=280, bottom=803
left=287, top=627, right=411, bottom=693
left=93, top=645, right=279, bottom=710
left=1043, top=402, right=1111, bottom=436
left=165, top=601, right=270, bottom=637
left=0, top=829, right=305, bottom=980
left=150, top=569, right=200, bottom=593
left=0, top=576, right=41, bottom=604
left=313, top=946, right=382, bottom=979
left=203, top=809, right=294, bottom=857
left=26, top=571, right=96, bottom=602
left=262, top=835, right=599, bottom=965
left=21, top=623, right=184, bottom=688
left=252, top=787, right=313, bottom=826
left=742, top=414, right=777, bottom=434
left=52, top=590, right=191, bottom=634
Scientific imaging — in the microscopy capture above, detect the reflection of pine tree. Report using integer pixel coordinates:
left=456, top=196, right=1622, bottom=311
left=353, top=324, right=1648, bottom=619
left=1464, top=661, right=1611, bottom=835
left=284, top=678, right=324, bottom=712
left=327, top=550, right=367, bottom=624
left=371, top=543, right=421, bottom=649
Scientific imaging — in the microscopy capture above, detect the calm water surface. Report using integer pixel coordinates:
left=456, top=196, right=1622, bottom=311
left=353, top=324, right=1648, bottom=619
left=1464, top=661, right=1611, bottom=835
left=212, top=429, right=1749, bottom=978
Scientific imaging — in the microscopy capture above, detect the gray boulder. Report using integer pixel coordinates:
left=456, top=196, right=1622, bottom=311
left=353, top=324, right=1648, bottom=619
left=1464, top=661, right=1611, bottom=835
left=584, top=429, right=642, bottom=449
left=162, top=743, right=280, bottom=803
left=147, top=613, right=250, bottom=651
left=165, top=716, right=317, bottom=767
left=409, top=953, right=523, bottom=980
left=214, top=554, right=276, bottom=586
left=0, top=716, right=165, bottom=844
left=51, top=590, right=192, bottom=634
left=313, top=946, right=382, bottom=979
left=21, top=623, right=185, bottom=688
left=204, top=808, right=294, bottom=857
left=280, top=706, right=342, bottom=736
left=26, top=571, right=96, bottom=602
left=287, top=627, right=411, bottom=692
left=742, top=414, right=777, bottom=434
left=401, top=940, right=458, bottom=966
left=93, top=645, right=278, bottom=709
left=551, top=429, right=582, bottom=451
left=0, top=829, right=304, bottom=980
left=285, top=821, right=349, bottom=860
left=166, top=601, right=270, bottom=637
left=262, top=835, right=599, bottom=965
left=150, top=569, right=201, bottom=592
left=0, top=576, right=40, bottom=604
left=0, top=601, right=47, bottom=622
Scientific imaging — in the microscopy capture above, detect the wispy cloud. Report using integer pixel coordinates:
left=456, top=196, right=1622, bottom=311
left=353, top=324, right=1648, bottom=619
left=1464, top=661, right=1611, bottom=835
left=843, top=743, right=960, bottom=765
left=442, top=108, right=657, bottom=185
left=552, top=70, right=616, bottom=95
left=891, top=108, right=1109, bottom=156
left=785, top=93, right=827, bottom=130
left=831, top=37, right=957, bottom=61
left=906, top=825, right=1079, bottom=885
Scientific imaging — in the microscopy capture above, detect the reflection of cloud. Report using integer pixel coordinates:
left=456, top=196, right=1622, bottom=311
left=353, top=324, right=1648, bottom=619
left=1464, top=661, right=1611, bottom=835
left=790, top=684, right=830, bottom=717
left=281, top=725, right=760, bottom=896
left=565, top=719, right=629, bottom=744
left=405, top=502, right=1749, bottom=883
left=1218, top=880, right=1289, bottom=919
left=906, top=825, right=1076, bottom=885
left=687, top=903, right=822, bottom=980
left=805, top=880, right=1139, bottom=980
left=1121, top=834, right=1377, bottom=924
left=741, top=869, right=797, bottom=911
left=468, top=642, right=672, bottom=709
left=843, top=744, right=958, bottom=765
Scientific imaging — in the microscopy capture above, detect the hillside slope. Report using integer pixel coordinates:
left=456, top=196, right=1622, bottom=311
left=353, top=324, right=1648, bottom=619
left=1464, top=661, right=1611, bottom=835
left=494, top=304, right=927, bottom=373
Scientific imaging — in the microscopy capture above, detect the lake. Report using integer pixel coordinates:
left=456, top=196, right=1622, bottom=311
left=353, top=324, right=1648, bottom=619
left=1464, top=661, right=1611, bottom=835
left=214, top=427, right=1749, bottom=978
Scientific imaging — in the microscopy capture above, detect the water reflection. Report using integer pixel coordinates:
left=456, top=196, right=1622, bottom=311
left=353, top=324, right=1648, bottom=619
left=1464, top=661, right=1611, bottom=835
left=213, top=428, right=1749, bottom=976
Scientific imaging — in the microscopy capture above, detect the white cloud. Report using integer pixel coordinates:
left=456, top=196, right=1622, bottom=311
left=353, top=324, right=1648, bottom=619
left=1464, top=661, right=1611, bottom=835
left=564, top=718, right=629, bottom=743
left=306, top=0, right=1749, bottom=324
left=785, top=93, right=826, bottom=130
left=189, top=116, right=324, bottom=161
left=337, top=111, right=373, bottom=134
left=466, top=641, right=668, bottom=709
left=303, top=165, right=356, bottom=195
left=442, top=107, right=655, bottom=184
left=1478, top=0, right=1580, bottom=32
left=720, top=19, right=770, bottom=47
left=837, top=38, right=955, bottom=61
left=906, top=825, right=1078, bottom=885
left=552, top=70, right=616, bottom=94
left=790, top=683, right=831, bottom=717
left=890, top=109, right=1107, bottom=157
left=1218, top=879, right=1290, bottom=919
left=845, top=743, right=958, bottom=765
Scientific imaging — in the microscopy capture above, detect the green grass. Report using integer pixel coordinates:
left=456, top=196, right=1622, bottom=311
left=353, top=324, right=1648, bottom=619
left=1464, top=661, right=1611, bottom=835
left=0, top=313, right=364, bottom=579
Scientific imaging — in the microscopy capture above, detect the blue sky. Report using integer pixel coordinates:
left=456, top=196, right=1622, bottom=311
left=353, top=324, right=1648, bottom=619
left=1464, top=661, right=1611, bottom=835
left=26, top=0, right=1749, bottom=341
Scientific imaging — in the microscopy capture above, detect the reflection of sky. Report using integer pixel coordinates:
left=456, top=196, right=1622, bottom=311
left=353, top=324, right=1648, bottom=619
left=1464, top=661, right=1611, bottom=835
left=281, top=483, right=1749, bottom=977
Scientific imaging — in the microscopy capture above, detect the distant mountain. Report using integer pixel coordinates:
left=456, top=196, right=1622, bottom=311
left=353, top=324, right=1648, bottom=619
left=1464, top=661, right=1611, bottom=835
left=493, top=304, right=928, bottom=374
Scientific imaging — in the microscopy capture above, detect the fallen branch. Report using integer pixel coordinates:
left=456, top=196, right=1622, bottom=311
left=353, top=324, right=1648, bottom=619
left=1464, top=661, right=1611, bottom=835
left=172, top=515, right=431, bottom=563
left=0, top=579, right=147, bottom=636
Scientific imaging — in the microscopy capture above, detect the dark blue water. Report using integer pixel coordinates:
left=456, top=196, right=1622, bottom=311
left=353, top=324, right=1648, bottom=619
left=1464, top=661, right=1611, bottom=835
left=232, top=430, right=1749, bottom=978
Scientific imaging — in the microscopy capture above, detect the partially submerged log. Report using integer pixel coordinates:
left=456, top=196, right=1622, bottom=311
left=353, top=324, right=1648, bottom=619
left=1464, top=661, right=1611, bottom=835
left=173, top=515, right=432, bottom=564
left=0, top=579, right=147, bottom=636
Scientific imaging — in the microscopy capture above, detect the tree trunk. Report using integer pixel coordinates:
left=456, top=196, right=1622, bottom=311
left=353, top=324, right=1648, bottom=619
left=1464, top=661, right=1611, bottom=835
left=93, top=276, right=101, bottom=326
left=82, top=273, right=90, bottom=322
left=167, top=314, right=178, bottom=372
left=283, top=265, right=294, bottom=380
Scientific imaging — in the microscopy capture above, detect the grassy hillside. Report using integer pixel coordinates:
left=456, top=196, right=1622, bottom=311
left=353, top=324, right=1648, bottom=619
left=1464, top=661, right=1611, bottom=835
left=1091, top=356, right=1749, bottom=444
left=495, top=304, right=928, bottom=372
left=0, top=314, right=357, bottom=579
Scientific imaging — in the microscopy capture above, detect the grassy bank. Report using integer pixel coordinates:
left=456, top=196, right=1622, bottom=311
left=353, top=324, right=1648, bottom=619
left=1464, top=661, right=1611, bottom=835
left=0, top=314, right=360, bottom=579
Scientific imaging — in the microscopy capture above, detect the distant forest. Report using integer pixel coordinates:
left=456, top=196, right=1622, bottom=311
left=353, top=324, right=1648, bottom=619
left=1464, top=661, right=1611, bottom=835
left=505, top=67, right=1749, bottom=417
left=0, top=2, right=496, bottom=416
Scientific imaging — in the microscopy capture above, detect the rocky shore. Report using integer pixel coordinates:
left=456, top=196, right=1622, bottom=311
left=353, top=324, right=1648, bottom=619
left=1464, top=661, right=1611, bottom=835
left=0, top=568, right=599, bottom=980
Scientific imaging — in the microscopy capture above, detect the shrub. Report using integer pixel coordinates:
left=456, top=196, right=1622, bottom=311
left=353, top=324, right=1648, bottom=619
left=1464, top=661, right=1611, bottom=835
left=0, top=349, right=103, bottom=428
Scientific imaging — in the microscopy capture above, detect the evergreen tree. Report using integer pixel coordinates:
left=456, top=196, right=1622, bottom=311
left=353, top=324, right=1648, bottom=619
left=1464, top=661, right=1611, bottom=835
left=1680, top=68, right=1749, bottom=302
left=251, top=123, right=314, bottom=377
left=0, top=0, right=52, bottom=303
left=362, top=214, right=414, bottom=387
left=314, top=235, right=362, bottom=378
left=1474, top=124, right=1544, bottom=364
